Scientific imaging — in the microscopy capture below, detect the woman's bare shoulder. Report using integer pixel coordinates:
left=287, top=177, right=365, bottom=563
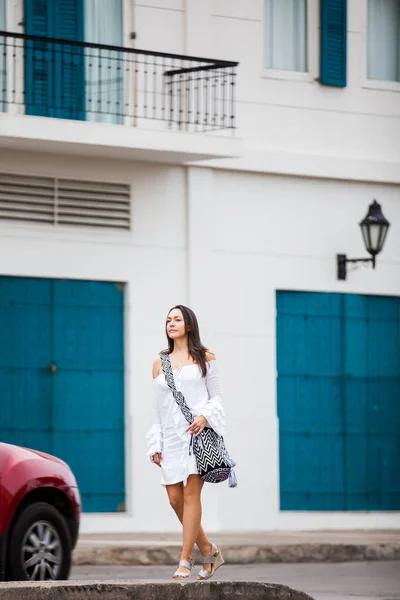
left=205, top=351, right=216, bottom=362
left=152, top=356, right=162, bottom=379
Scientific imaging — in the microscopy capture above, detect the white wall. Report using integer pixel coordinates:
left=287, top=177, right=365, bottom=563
left=185, top=166, right=400, bottom=532
left=1, top=0, right=399, bottom=532
left=1, top=148, right=399, bottom=532
left=134, top=0, right=185, bottom=55
left=133, top=0, right=400, bottom=182
left=0, top=149, right=189, bottom=533
left=4, top=0, right=399, bottom=180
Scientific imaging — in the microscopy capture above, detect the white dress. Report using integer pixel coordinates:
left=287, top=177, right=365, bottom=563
left=146, top=360, right=226, bottom=486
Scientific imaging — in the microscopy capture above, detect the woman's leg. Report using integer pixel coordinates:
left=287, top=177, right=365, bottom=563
left=181, top=475, right=211, bottom=562
left=166, top=481, right=210, bottom=553
left=166, top=477, right=211, bottom=577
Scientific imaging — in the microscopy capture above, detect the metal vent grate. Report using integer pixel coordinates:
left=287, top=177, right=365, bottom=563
left=0, top=173, right=131, bottom=230
left=0, top=173, right=55, bottom=223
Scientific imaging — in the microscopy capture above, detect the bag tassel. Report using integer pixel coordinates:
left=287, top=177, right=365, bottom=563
left=228, top=467, right=238, bottom=488
left=225, top=454, right=236, bottom=468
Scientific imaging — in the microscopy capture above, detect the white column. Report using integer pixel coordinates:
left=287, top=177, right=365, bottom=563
left=184, top=0, right=214, bottom=57
left=186, top=166, right=223, bottom=531
left=186, top=166, right=217, bottom=341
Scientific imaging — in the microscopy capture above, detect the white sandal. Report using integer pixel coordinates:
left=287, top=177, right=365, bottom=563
left=197, top=543, right=225, bottom=580
left=173, top=559, right=194, bottom=579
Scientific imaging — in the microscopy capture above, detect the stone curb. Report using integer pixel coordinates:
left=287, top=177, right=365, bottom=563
left=0, top=581, right=315, bottom=600
left=72, top=542, right=400, bottom=566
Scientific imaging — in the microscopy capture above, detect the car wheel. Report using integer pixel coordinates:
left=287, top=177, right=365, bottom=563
left=8, top=502, right=72, bottom=581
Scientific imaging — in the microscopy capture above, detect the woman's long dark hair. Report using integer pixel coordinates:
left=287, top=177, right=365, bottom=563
left=164, top=305, right=209, bottom=377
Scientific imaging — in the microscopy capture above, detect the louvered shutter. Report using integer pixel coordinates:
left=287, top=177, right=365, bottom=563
left=53, top=0, right=85, bottom=120
left=0, top=173, right=131, bottom=229
left=24, top=0, right=85, bottom=119
left=24, top=0, right=54, bottom=116
left=57, top=179, right=131, bottom=228
left=320, top=0, right=347, bottom=87
left=0, top=173, right=54, bottom=222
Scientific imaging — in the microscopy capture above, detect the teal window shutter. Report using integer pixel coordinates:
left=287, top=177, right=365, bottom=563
left=320, top=0, right=347, bottom=87
left=53, top=0, right=85, bottom=120
left=55, top=0, right=84, bottom=41
left=24, top=0, right=54, bottom=116
left=24, top=0, right=85, bottom=119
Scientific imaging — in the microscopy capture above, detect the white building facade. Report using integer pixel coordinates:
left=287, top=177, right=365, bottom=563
left=0, top=0, right=399, bottom=534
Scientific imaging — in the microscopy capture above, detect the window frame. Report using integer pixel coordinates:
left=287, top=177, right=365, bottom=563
left=3, top=0, right=25, bottom=115
left=362, top=0, right=400, bottom=93
left=261, top=0, right=318, bottom=83
left=3, top=0, right=137, bottom=121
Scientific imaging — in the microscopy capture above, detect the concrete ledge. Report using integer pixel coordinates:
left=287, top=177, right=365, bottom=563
left=0, top=114, right=243, bottom=164
left=72, top=542, right=400, bottom=566
left=0, top=581, right=315, bottom=600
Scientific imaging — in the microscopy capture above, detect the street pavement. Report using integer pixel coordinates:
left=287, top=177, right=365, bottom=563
left=74, top=530, right=400, bottom=565
left=71, top=560, right=400, bottom=600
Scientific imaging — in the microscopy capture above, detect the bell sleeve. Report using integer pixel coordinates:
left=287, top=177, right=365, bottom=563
left=146, top=380, right=163, bottom=462
left=200, top=360, right=226, bottom=438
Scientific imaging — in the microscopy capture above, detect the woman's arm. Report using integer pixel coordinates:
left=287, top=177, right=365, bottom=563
left=146, top=358, right=163, bottom=464
left=202, top=356, right=226, bottom=437
left=187, top=352, right=226, bottom=438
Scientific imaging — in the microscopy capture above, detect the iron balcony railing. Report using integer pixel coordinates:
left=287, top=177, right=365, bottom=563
left=0, top=31, right=238, bottom=133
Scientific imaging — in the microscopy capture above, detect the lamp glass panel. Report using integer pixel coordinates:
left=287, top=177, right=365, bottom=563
left=369, top=223, right=381, bottom=252
left=360, top=223, right=371, bottom=251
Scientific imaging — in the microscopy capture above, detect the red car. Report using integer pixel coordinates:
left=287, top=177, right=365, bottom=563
left=0, top=442, right=80, bottom=581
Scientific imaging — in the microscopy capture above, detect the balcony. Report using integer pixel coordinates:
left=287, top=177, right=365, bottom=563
left=0, top=31, right=241, bottom=164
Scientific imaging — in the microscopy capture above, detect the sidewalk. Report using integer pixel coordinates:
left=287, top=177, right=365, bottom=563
left=0, top=581, right=313, bottom=600
left=73, top=530, right=400, bottom=566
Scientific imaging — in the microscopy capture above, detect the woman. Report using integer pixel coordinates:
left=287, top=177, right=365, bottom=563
left=146, top=305, right=227, bottom=580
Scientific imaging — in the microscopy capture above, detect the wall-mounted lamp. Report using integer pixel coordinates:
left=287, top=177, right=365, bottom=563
left=337, top=200, right=390, bottom=280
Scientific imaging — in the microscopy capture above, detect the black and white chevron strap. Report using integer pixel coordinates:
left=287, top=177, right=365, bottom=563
left=160, top=353, right=194, bottom=425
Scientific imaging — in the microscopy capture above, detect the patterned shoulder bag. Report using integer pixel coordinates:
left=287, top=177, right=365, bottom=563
left=160, top=353, right=237, bottom=488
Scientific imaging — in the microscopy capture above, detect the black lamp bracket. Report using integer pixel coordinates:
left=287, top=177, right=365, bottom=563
left=337, top=254, right=376, bottom=281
